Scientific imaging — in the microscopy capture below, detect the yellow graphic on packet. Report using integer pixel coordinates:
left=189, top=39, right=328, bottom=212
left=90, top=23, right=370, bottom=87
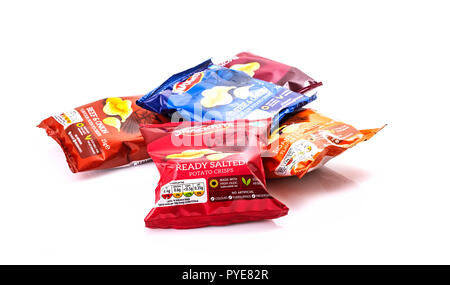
left=233, top=85, right=252, bottom=99
left=166, top=149, right=217, bottom=160
left=200, top=86, right=234, bottom=108
left=102, top=117, right=121, bottom=131
left=229, top=62, right=260, bottom=77
left=103, top=97, right=133, bottom=122
left=165, top=149, right=236, bottom=161
left=206, top=153, right=234, bottom=161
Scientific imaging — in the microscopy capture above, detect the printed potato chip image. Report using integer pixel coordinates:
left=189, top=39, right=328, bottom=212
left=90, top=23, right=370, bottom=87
left=102, top=117, right=121, bottom=131
left=185, top=149, right=217, bottom=155
left=103, top=97, right=133, bottom=122
left=280, top=124, right=300, bottom=134
left=230, top=62, right=260, bottom=77
left=201, top=86, right=234, bottom=108
left=206, top=153, right=234, bottom=161
left=166, top=153, right=204, bottom=160
left=269, top=122, right=317, bottom=143
left=233, top=85, right=252, bottom=99
left=166, top=149, right=217, bottom=160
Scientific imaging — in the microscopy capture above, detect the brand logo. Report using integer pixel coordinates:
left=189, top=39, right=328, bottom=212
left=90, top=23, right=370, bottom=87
left=173, top=72, right=204, bottom=94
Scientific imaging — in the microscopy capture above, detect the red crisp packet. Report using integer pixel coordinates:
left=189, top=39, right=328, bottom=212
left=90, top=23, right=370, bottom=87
left=140, top=119, right=288, bottom=229
left=38, top=96, right=169, bottom=172
left=219, top=52, right=322, bottom=94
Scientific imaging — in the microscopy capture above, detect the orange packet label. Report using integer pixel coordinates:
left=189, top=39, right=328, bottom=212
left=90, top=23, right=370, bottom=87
left=263, top=109, right=384, bottom=179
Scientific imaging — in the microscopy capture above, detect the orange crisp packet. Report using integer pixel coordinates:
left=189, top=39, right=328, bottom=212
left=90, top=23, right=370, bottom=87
left=263, top=109, right=383, bottom=179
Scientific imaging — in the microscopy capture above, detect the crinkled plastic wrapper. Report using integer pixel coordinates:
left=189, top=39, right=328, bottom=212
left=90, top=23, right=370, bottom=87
left=219, top=51, right=322, bottom=94
left=136, top=59, right=316, bottom=127
left=263, top=109, right=384, bottom=179
left=38, top=96, right=169, bottom=172
left=140, top=119, right=288, bottom=229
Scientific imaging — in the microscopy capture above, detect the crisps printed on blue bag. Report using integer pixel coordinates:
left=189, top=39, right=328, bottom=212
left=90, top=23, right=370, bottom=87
left=136, top=59, right=317, bottom=126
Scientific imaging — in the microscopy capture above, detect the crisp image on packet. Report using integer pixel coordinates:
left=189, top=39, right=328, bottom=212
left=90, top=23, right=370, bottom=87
left=218, top=52, right=322, bottom=94
left=263, top=109, right=383, bottom=179
left=140, top=119, right=288, bottom=229
left=38, top=96, right=169, bottom=172
left=136, top=59, right=316, bottom=126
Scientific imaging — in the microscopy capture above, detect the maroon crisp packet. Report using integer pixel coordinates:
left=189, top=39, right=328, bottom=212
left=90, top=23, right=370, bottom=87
left=219, top=52, right=322, bottom=94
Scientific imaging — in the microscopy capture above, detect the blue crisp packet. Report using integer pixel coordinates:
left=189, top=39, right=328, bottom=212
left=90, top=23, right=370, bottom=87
left=136, top=59, right=316, bottom=126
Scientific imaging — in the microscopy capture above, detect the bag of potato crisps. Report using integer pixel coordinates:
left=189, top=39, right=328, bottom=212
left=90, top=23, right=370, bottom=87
left=263, top=109, right=383, bottom=179
left=140, top=119, right=288, bottom=229
left=219, top=52, right=322, bottom=94
left=136, top=59, right=316, bottom=127
left=38, top=96, right=169, bottom=172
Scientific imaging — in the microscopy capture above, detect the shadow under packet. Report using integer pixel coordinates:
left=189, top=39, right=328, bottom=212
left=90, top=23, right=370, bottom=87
left=263, top=109, right=385, bottom=179
left=38, top=96, right=169, bottom=172
left=136, top=59, right=317, bottom=127
left=139, top=118, right=288, bottom=229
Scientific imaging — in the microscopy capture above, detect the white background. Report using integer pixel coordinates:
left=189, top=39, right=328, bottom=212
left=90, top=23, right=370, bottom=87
left=1, top=0, right=449, bottom=265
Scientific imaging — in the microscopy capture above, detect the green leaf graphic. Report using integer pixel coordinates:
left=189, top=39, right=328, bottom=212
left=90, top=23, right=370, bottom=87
left=242, top=177, right=251, bottom=186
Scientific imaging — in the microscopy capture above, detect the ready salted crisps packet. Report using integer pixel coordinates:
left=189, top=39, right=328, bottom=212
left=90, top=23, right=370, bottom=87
left=218, top=52, right=322, bottom=94
left=136, top=59, right=316, bottom=126
left=263, top=109, right=384, bottom=179
left=140, top=119, right=288, bottom=229
left=38, top=96, right=169, bottom=172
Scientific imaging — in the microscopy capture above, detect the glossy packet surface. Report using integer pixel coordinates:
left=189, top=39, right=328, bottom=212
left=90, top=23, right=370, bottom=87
left=136, top=59, right=316, bottom=126
left=218, top=52, right=322, bottom=94
left=38, top=96, right=169, bottom=172
left=140, top=119, right=288, bottom=229
left=263, top=109, right=383, bottom=179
